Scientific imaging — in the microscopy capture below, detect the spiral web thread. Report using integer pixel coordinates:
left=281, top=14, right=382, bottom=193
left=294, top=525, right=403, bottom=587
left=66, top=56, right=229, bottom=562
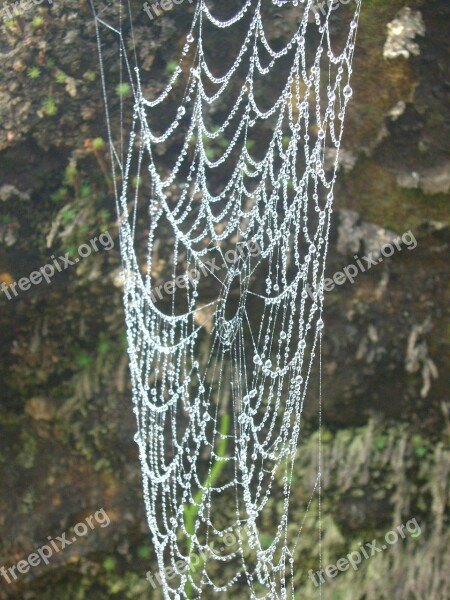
left=92, top=0, right=361, bottom=597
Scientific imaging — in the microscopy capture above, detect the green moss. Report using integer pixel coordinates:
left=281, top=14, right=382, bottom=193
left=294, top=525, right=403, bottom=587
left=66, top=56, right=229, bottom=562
left=339, top=159, right=449, bottom=232
left=344, top=0, right=417, bottom=147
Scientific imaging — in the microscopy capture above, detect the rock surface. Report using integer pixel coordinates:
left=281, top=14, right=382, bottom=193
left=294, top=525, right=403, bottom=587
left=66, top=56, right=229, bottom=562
left=0, top=1, right=448, bottom=598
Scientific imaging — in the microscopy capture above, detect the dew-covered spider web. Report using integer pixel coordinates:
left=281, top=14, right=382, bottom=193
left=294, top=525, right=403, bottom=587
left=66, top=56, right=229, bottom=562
left=92, top=0, right=361, bottom=597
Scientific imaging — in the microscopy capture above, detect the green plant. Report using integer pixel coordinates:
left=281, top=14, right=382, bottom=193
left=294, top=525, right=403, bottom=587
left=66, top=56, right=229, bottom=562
left=66, top=244, right=77, bottom=257
left=55, top=70, right=67, bottom=84
left=4, top=19, right=17, bottom=30
left=184, top=412, right=230, bottom=597
left=27, top=67, right=41, bottom=79
left=32, top=15, right=44, bottom=28
left=411, top=434, right=428, bottom=457
left=97, top=336, right=110, bottom=356
left=103, top=557, right=117, bottom=572
left=165, top=60, right=178, bottom=74
left=76, top=352, right=93, bottom=369
left=137, top=545, right=152, bottom=559
left=64, top=165, right=77, bottom=186
left=42, top=96, right=57, bottom=116
left=374, top=435, right=388, bottom=450
left=98, top=208, right=110, bottom=223
left=116, top=83, right=131, bottom=97
left=204, top=147, right=218, bottom=160
left=84, top=70, right=96, bottom=82
left=92, top=137, right=105, bottom=150
left=50, top=187, right=68, bottom=203
left=321, top=428, right=333, bottom=443
left=80, top=183, right=92, bottom=198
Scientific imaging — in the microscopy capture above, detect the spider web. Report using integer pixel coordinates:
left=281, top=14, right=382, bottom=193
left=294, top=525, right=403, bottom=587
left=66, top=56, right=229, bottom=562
left=91, top=1, right=361, bottom=597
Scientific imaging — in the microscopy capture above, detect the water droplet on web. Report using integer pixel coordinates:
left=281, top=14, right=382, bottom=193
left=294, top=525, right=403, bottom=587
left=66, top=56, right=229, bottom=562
left=187, top=33, right=194, bottom=43
left=343, top=85, right=352, bottom=99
